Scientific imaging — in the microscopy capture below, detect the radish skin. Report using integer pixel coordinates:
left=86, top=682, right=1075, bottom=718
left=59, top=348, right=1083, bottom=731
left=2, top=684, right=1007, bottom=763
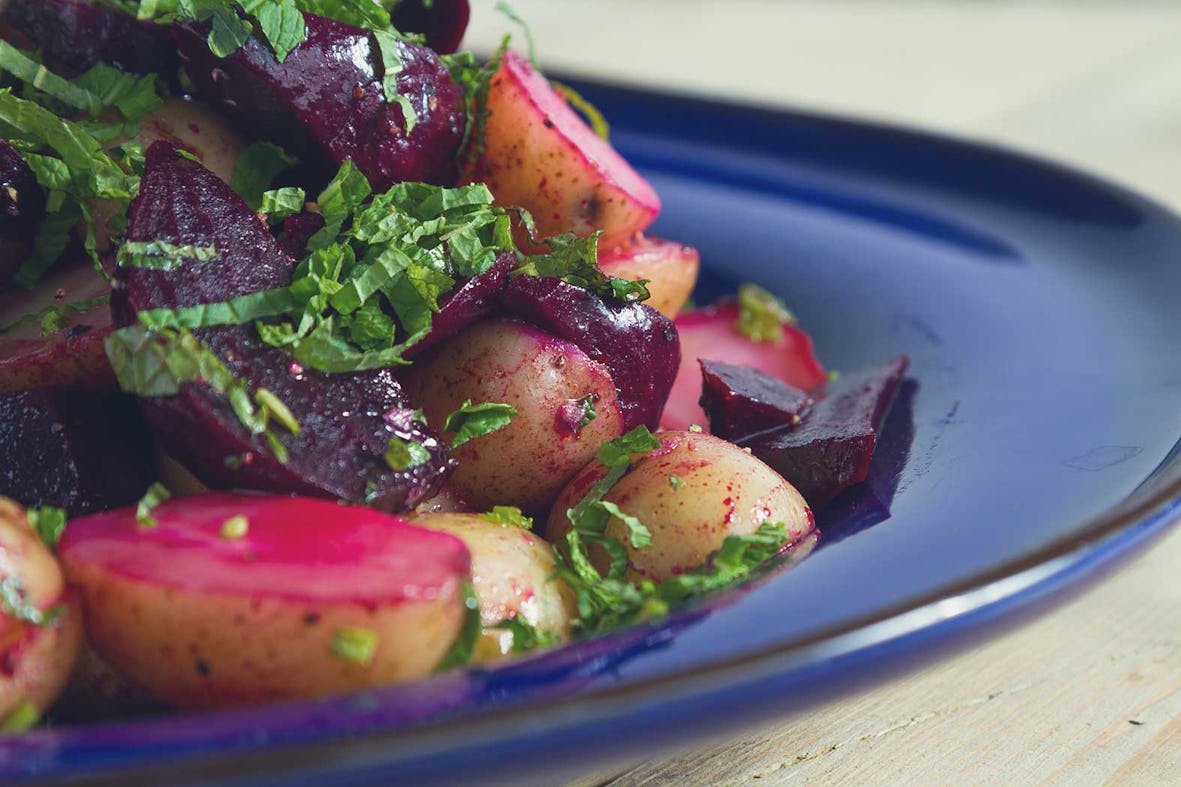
left=467, top=50, right=660, bottom=249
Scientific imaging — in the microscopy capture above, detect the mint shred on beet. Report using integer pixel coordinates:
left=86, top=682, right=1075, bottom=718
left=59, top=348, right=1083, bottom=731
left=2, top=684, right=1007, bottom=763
left=112, top=141, right=454, bottom=511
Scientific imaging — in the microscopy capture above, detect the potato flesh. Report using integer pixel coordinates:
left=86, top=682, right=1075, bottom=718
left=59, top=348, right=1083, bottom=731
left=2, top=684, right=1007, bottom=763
left=548, top=431, right=814, bottom=584
left=404, top=318, right=625, bottom=513
left=0, top=498, right=83, bottom=720
left=410, top=513, right=575, bottom=663
left=66, top=562, right=465, bottom=709
left=598, top=236, right=700, bottom=318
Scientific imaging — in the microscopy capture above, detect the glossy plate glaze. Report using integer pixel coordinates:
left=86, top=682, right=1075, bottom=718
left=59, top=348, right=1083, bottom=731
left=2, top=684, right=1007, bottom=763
left=4, top=82, right=1181, bottom=785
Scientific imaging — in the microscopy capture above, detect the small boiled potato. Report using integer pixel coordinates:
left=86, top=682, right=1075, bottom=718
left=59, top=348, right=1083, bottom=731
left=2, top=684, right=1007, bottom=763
left=467, top=50, right=660, bottom=249
left=403, top=318, right=625, bottom=514
left=136, top=98, right=246, bottom=187
left=548, top=431, right=814, bottom=584
left=410, top=513, right=575, bottom=663
left=59, top=494, right=472, bottom=710
left=598, top=236, right=700, bottom=318
left=0, top=498, right=83, bottom=722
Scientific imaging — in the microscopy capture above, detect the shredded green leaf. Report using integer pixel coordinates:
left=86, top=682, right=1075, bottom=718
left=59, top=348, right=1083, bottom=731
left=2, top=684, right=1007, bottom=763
left=552, top=81, right=610, bottom=141
left=231, top=141, right=299, bottom=209
left=487, top=617, right=561, bottom=654
left=118, top=240, right=218, bottom=270
left=220, top=514, right=249, bottom=539
left=26, top=506, right=67, bottom=550
left=0, top=574, right=62, bottom=628
left=436, top=581, right=481, bottom=670
left=443, top=400, right=517, bottom=448
left=736, top=283, right=795, bottom=342
left=0, top=701, right=39, bottom=733
left=135, top=482, right=172, bottom=528
left=329, top=626, right=379, bottom=665
left=372, top=29, right=418, bottom=134
left=383, top=435, right=430, bottom=471
left=481, top=506, right=533, bottom=530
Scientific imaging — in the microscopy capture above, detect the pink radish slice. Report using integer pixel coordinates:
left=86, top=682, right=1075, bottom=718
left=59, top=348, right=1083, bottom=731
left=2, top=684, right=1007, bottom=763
left=662, top=299, right=827, bottom=431
left=467, top=50, right=660, bottom=249
left=0, top=263, right=114, bottom=394
left=60, top=494, right=468, bottom=604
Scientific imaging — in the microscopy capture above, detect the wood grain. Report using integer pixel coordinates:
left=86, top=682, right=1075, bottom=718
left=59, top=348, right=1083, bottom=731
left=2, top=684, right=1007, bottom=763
left=574, top=524, right=1181, bottom=785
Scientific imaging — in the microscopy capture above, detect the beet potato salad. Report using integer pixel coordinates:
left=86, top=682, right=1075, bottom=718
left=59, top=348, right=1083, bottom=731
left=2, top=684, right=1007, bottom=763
left=0, top=1, right=907, bottom=725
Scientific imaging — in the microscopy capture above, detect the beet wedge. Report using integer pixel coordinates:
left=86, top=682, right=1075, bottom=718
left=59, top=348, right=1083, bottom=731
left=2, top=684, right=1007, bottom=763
left=113, top=141, right=454, bottom=511
left=0, top=387, right=151, bottom=516
left=175, top=12, right=465, bottom=192
left=0, top=0, right=180, bottom=80
left=390, top=0, right=471, bottom=55
left=0, top=137, right=45, bottom=290
left=734, top=356, right=910, bottom=509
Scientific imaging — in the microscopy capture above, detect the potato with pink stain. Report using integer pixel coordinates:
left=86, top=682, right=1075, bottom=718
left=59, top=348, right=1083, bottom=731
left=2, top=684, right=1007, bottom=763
left=548, top=431, right=813, bottom=584
left=0, top=498, right=83, bottom=724
left=403, top=318, right=625, bottom=514
left=410, top=512, right=575, bottom=662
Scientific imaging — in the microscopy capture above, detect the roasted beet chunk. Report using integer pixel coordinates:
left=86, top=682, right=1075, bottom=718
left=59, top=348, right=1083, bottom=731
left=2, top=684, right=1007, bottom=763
left=0, top=388, right=151, bottom=516
left=0, top=137, right=45, bottom=289
left=175, top=12, right=466, bottom=192
left=115, top=141, right=454, bottom=511
left=735, top=356, right=909, bottom=509
left=498, top=276, right=681, bottom=431
left=404, top=252, right=516, bottom=360
left=390, top=0, right=471, bottom=55
left=0, top=0, right=179, bottom=80
left=699, top=360, right=814, bottom=440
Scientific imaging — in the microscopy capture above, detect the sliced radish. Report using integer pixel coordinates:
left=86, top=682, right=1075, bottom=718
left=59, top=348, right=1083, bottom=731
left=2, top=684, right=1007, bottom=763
left=467, top=50, right=660, bottom=249
left=59, top=494, right=473, bottom=709
left=662, top=299, right=827, bottom=431
left=598, top=235, right=699, bottom=318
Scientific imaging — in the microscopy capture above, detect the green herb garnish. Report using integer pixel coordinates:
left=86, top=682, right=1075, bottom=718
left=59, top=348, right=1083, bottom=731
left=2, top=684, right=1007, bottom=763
left=329, top=626, right=379, bottom=665
left=481, top=506, right=533, bottom=530
left=135, top=482, right=172, bottom=528
left=442, top=400, right=517, bottom=448
left=736, top=283, right=795, bottom=342
left=26, top=506, right=67, bottom=549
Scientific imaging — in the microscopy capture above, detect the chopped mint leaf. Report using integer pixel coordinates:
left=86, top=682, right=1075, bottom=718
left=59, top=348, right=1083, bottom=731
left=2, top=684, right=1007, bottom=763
left=259, top=186, right=306, bottom=219
left=552, top=81, right=610, bottom=141
left=384, top=435, right=430, bottom=471
left=118, top=240, right=218, bottom=270
left=481, top=506, right=533, bottom=530
left=514, top=232, right=649, bottom=303
left=594, top=501, right=651, bottom=549
left=437, top=582, right=481, bottom=670
left=443, top=400, right=517, bottom=448
left=135, top=482, right=172, bottom=529
left=372, top=29, right=418, bottom=135
left=0, top=701, right=39, bottom=733
left=329, top=626, right=379, bottom=665
left=254, top=387, right=300, bottom=434
left=669, top=475, right=683, bottom=490
left=206, top=7, right=253, bottom=58
left=736, top=283, right=795, bottom=342
left=0, top=573, right=61, bottom=628
left=307, top=160, right=372, bottom=252
left=220, top=515, right=249, bottom=540
left=231, top=141, right=298, bottom=210
left=26, top=506, right=67, bottom=550
left=247, top=0, right=306, bottom=63
left=596, top=425, right=661, bottom=469
left=441, top=38, right=508, bottom=168
left=0, top=293, right=111, bottom=338
left=494, top=1, right=536, bottom=63
left=575, top=393, right=597, bottom=430
left=487, top=617, right=561, bottom=653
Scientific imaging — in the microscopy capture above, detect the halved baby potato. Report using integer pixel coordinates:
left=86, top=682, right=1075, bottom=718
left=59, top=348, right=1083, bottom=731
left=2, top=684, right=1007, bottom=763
left=59, top=494, right=472, bottom=709
left=548, top=431, right=814, bottom=584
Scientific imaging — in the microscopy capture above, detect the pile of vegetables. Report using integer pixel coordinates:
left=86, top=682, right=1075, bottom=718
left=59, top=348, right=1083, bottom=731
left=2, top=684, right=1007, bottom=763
left=0, top=0, right=906, bottom=727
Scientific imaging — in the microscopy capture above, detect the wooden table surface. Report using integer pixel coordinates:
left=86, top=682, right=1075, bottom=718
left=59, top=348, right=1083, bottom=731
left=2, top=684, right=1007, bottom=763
left=466, top=2, right=1181, bottom=784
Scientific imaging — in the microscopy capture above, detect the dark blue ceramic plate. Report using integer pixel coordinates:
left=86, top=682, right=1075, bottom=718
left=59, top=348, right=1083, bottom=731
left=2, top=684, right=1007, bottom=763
left=5, top=82, right=1181, bottom=786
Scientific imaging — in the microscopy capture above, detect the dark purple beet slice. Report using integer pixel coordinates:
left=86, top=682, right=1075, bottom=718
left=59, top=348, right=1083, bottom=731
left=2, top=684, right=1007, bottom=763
left=175, top=12, right=465, bottom=192
left=275, top=210, right=325, bottom=261
left=497, top=276, right=680, bottom=431
left=404, top=252, right=516, bottom=360
left=699, top=359, right=814, bottom=440
left=0, top=0, right=179, bottom=80
left=115, top=141, right=454, bottom=511
left=739, top=355, right=909, bottom=509
left=0, top=137, right=44, bottom=289
left=390, top=0, right=471, bottom=55
left=0, top=387, right=151, bottom=516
